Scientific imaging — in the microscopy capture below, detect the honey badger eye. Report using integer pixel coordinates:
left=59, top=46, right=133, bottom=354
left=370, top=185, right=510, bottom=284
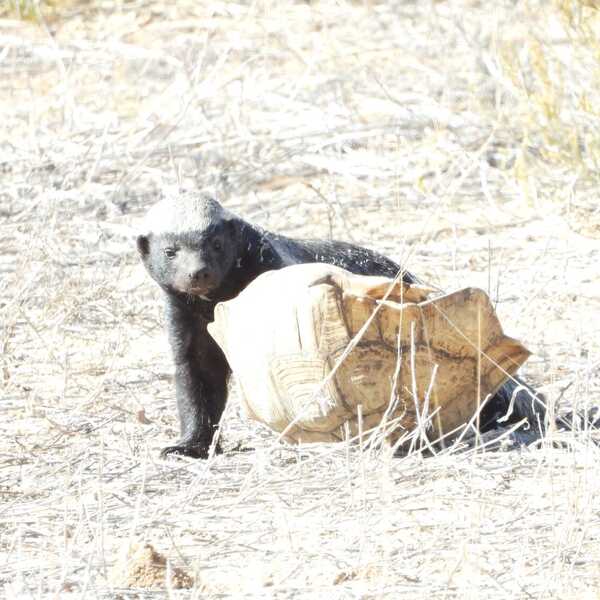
left=164, top=248, right=177, bottom=259
left=213, top=239, right=222, bottom=251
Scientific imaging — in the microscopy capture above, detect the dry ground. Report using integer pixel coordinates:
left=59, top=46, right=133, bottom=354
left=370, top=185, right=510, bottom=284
left=1, top=0, right=600, bottom=598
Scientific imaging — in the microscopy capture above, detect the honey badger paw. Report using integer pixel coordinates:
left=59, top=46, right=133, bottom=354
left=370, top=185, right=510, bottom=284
left=160, top=440, right=222, bottom=459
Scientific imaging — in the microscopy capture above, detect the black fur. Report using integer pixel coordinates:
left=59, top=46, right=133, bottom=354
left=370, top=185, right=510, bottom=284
left=138, top=194, right=545, bottom=458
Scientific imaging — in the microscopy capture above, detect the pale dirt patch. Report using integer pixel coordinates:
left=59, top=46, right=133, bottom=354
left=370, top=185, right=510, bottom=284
left=1, top=1, right=599, bottom=598
left=110, top=542, right=193, bottom=590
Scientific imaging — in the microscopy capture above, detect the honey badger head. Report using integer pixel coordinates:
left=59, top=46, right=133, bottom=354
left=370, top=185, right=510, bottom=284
left=137, top=193, right=240, bottom=300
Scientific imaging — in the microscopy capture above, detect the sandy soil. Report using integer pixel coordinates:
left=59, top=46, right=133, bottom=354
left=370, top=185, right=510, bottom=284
left=1, top=1, right=599, bottom=598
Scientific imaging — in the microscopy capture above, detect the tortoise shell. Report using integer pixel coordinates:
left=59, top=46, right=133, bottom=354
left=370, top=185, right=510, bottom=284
left=207, top=263, right=530, bottom=446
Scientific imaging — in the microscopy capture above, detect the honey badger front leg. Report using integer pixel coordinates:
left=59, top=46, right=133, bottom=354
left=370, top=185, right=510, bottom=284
left=160, top=298, right=230, bottom=458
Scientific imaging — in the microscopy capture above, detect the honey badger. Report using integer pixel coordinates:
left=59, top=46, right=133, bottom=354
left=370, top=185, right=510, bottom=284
left=137, top=192, right=546, bottom=458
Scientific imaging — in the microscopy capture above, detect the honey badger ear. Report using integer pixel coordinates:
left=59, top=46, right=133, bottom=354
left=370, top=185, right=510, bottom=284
left=137, top=234, right=150, bottom=256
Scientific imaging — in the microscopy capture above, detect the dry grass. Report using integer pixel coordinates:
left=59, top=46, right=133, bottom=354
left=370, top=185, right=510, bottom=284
left=1, top=0, right=599, bottom=597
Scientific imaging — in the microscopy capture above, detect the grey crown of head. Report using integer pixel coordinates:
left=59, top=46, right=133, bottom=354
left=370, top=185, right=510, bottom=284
left=142, top=192, right=235, bottom=237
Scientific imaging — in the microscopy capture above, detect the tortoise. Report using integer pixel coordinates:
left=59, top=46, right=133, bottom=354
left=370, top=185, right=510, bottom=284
left=207, top=263, right=530, bottom=447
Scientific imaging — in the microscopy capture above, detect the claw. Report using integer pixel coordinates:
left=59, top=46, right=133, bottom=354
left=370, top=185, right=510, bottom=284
left=160, top=440, right=223, bottom=460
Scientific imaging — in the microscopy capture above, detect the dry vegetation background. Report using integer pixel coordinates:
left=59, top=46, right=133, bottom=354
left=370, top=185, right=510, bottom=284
left=1, top=0, right=600, bottom=597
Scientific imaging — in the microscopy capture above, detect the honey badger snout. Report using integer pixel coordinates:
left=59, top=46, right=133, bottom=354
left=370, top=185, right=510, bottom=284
left=175, top=250, right=218, bottom=294
left=189, top=267, right=215, bottom=285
